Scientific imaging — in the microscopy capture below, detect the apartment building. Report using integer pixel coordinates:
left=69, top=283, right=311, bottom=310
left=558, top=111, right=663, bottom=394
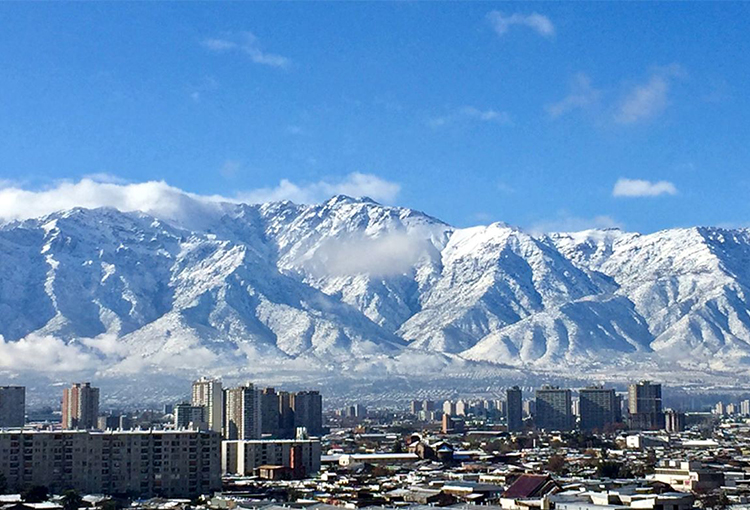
left=0, top=429, right=221, bottom=498
left=222, top=439, right=321, bottom=479
left=0, top=386, right=25, bottom=428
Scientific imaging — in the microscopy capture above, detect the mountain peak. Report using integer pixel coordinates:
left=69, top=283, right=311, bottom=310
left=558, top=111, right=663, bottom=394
left=324, top=194, right=380, bottom=206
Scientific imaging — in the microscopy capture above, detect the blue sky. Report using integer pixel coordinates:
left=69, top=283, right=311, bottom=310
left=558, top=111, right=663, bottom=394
left=0, top=2, right=748, bottom=233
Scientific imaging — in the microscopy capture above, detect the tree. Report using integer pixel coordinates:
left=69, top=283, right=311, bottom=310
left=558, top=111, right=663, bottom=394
left=62, top=490, right=83, bottom=510
left=547, top=454, right=566, bottom=474
left=100, top=500, right=122, bottom=510
left=22, top=485, right=48, bottom=503
left=596, top=461, right=620, bottom=479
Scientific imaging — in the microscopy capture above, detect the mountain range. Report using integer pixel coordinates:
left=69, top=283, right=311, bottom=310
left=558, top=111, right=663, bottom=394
left=2, top=195, right=750, bottom=384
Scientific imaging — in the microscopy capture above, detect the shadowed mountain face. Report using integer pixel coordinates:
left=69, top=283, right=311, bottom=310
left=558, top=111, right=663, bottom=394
left=2, top=196, right=750, bottom=376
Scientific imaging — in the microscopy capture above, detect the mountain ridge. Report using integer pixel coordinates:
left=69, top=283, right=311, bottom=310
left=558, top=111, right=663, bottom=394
left=2, top=195, right=750, bottom=381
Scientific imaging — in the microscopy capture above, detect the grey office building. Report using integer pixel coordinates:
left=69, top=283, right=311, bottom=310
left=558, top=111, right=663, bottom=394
left=291, top=391, right=323, bottom=437
left=628, top=381, right=664, bottom=430
left=535, top=386, right=573, bottom=431
left=579, top=387, right=617, bottom=431
left=0, top=386, right=25, bottom=428
left=506, top=386, right=523, bottom=432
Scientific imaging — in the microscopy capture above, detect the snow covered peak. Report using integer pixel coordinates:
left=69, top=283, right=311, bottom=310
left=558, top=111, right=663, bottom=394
left=2, top=197, right=750, bottom=381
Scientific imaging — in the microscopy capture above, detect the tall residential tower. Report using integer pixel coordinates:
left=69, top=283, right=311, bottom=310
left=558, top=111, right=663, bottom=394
left=0, top=386, right=25, bottom=428
left=192, top=378, right=223, bottom=434
left=62, top=382, right=99, bottom=430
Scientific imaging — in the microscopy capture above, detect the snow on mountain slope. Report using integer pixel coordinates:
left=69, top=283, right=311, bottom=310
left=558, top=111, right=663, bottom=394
left=463, top=295, right=653, bottom=367
left=0, top=203, right=405, bottom=372
left=547, top=227, right=750, bottom=368
left=398, top=223, right=615, bottom=353
left=258, top=195, right=452, bottom=332
left=3, top=195, right=750, bottom=378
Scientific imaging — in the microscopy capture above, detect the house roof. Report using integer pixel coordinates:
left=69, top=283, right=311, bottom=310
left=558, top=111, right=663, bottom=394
left=503, top=474, right=555, bottom=499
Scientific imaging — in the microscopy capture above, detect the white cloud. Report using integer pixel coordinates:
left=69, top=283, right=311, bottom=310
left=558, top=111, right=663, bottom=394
left=0, top=179, right=230, bottom=228
left=82, top=173, right=130, bottom=184
left=547, top=73, right=601, bottom=118
left=0, top=335, right=98, bottom=372
left=305, top=232, right=431, bottom=277
left=529, top=213, right=621, bottom=234
left=615, top=64, right=685, bottom=124
left=0, top=173, right=401, bottom=226
left=612, top=178, right=678, bottom=197
left=201, top=32, right=290, bottom=69
left=239, top=172, right=401, bottom=204
left=429, top=106, right=512, bottom=128
left=487, top=11, right=555, bottom=38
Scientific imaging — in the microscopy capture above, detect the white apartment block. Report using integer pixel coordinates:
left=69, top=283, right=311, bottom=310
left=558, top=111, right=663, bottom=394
left=222, top=439, right=321, bottom=478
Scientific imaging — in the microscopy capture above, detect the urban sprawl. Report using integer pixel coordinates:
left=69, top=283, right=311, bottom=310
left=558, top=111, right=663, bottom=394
left=0, top=380, right=749, bottom=510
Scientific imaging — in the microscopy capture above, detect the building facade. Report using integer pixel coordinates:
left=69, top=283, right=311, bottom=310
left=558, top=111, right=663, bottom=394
left=279, top=391, right=295, bottom=438
left=665, top=409, right=686, bottom=433
left=628, top=381, right=664, bottom=430
left=0, top=430, right=221, bottom=497
left=291, top=391, right=323, bottom=436
left=225, top=383, right=262, bottom=440
left=174, top=403, right=207, bottom=430
left=535, top=387, right=573, bottom=431
left=222, top=439, right=321, bottom=478
left=62, top=382, right=99, bottom=430
left=579, top=387, right=617, bottom=431
left=260, top=387, right=281, bottom=437
left=0, top=386, right=25, bottom=428
left=191, top=378, right=223, bottom=434
left=506, top=386, right=523, bottom=432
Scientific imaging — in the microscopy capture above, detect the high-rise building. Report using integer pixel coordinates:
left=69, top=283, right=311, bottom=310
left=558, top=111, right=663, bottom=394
left=506, top=387, right=523, bottom=432
left=628, top=381, right=664, bottom=430
left=423, top=400, right=435, bottom=412
left=535, top=386, right=573, bottom=431
left=523, top=399, right=536, bottom=418
left=740, top=399, right=750, bottom=416
left=579, top=387, right=617, bottom=431
left=0, top=386, right=25, bottom=428
left=410, top=400, right=423, bottom=414
left=260, top=388, right=281, bottom=437
left=455, top=400, right=468, bottom=416
left=443, top=400, right=456, bottom=416
left=225, top=384, right=261, bottom=440
left=665, top=409, right=685, bottom=433
left=291, top=391, right=323, bottom=436
left=174, top=403, right=207, bottom=430
left=62, top=382, right=99, bottom=430
left=354, top=404, right=367, bottom=418
left=279, top=391, right=295, bottom=438
left=714, top=401, right=725, bottom=416
left=192, top=378, right=223, bottom=434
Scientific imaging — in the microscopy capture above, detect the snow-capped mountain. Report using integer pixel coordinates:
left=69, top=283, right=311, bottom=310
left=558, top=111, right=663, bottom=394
left=2, top=195, right=750, bottom=380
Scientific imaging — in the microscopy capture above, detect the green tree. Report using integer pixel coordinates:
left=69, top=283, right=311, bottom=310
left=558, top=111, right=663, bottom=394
left=100, top=500, right=123, bottom=510
left=596, top=461, right=620, bottom=478
left=62, top=490, right=83, bottom=510
left=22, top=485, right=48, bottom=503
